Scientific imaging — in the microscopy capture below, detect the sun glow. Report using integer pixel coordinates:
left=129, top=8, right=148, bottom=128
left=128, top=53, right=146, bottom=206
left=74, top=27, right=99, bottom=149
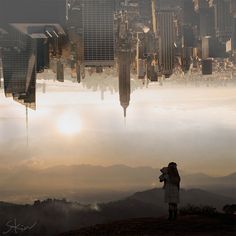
left=57, top=112, right=82, bottom=135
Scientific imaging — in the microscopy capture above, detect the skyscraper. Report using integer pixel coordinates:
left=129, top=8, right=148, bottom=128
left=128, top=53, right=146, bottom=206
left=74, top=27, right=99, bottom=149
left=0, top=0, right=66, bottom=108
left=117, top=10, right=131, bottom=117
left=183, top=0, right=198, bottom=26
left=1, top=25, right=36, bottom=108
left=214, top=0, right=232, bottom=43
left=195, top=0, right=215, bottom=38
left=158, top=10, right=175, bottom=77
left=118, top=51, right=131, bottom=118
left=82, top=0, right=115, bottom=67
left=36, top=39, right=50, bottom=73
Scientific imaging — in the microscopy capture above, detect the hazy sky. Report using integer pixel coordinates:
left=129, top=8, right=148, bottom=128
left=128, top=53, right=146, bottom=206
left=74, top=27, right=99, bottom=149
left=0, top=77, right=236, bottom=176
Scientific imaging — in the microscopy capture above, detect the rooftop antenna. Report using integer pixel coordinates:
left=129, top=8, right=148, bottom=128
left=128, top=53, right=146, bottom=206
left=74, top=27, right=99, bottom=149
left=123, top=107, right=127, bottom=118
left=146, top=62, right=149, bottom=88
left=123, top=107, right=127, bottom=128
left=43, top=80, right=46, bottom=93
left=25, top=105, right=29, bottom=147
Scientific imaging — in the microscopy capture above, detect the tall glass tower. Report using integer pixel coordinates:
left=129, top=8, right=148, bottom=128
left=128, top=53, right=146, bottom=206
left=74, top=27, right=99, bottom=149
left=82, top=0, right=115, bottom=66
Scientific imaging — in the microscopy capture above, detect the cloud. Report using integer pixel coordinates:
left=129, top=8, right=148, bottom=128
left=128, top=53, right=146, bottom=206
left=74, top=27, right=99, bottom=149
left=18, top=157, right=46, bottom=169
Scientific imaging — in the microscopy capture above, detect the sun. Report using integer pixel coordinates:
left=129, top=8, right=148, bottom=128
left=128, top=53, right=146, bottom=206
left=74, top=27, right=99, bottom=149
left=57, top=113, right=82, bottom=135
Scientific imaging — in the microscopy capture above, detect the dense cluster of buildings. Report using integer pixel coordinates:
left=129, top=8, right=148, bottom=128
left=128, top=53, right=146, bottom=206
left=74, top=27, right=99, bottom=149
left=0, top=0, right=235, bottom=115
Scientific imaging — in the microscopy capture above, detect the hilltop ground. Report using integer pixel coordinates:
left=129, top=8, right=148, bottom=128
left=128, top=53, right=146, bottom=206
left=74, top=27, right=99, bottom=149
left=59, top=214, right=236, bottom=236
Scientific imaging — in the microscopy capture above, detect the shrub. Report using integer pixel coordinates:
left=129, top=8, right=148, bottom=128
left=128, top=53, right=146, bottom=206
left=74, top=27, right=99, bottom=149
left=179, top=204, right=217, bottom=216
left=223, top=204, right=236, bottom=215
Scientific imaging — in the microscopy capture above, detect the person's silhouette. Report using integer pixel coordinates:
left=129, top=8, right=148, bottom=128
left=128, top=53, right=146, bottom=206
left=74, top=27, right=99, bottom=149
left=159, top=162, right=181, bottom=220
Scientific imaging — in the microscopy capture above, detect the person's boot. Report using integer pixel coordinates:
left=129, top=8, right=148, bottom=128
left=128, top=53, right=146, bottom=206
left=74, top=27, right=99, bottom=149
left=168, top=210, right=173, bottom=221
left=173, top=209, right=177, bottom=220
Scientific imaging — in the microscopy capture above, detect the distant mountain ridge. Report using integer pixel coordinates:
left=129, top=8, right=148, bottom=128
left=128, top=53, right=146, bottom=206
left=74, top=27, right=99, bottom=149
left=1, top=164, right=235, bottom=186
left=127, top=188, right=235, bottom=211
left=0, top=164, right=235, bottom=203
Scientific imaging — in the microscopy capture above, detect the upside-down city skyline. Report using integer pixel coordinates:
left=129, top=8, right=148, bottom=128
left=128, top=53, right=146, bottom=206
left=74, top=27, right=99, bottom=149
left=0, top=1, right=236, bottom=176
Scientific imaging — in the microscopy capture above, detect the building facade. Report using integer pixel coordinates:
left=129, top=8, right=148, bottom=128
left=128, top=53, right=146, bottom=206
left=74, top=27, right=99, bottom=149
left=158, top=10, right=175, bottom=77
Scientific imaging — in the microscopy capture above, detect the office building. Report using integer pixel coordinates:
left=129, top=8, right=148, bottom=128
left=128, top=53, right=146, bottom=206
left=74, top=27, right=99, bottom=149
left=1, top=25, right=36, bottom=108
left=82, top=0, right=115, bottom=66
left=118, top=51, right=131, bottom=117
left=183, top=0, right=198, bottom=26
left=214, top=0, right=232, bottom=43
left=158, top=10, right=175, bottom=77
left=202, top=58, right=213, bottom=75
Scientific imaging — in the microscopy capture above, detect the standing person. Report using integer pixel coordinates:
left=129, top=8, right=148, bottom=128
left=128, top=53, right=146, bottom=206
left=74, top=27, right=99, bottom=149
left=159, top=162, right=181, bottom=220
